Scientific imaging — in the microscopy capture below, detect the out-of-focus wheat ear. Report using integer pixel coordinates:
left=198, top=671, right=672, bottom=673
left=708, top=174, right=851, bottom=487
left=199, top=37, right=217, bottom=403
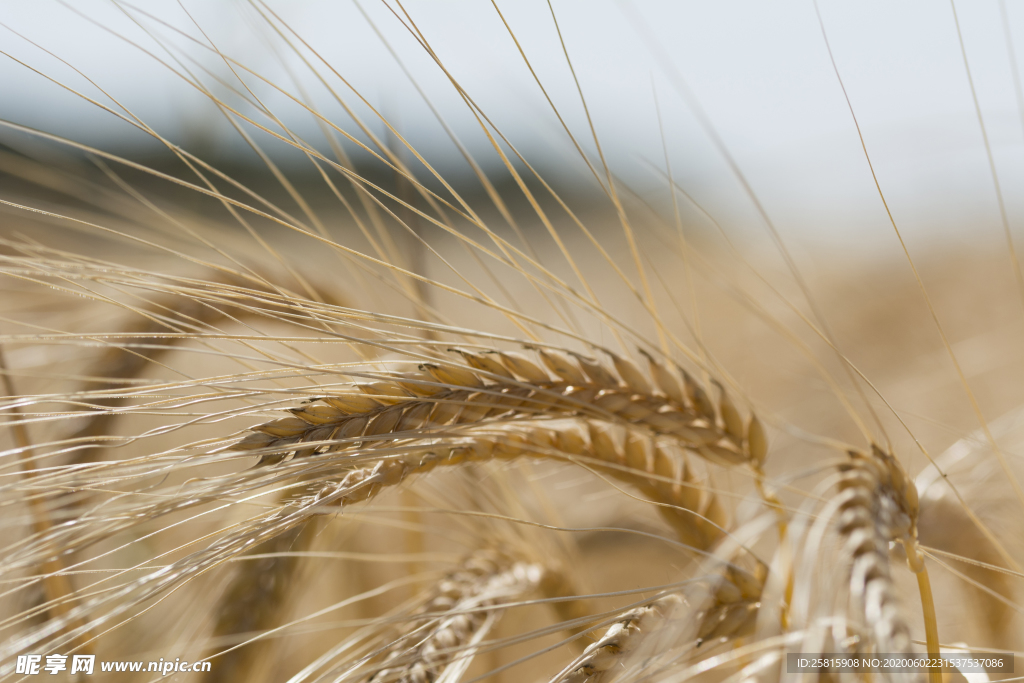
left=538, top=567, right=595, bottom=641
left=548, top=595, right=683, bottom=683
left=694, top=554, right=768, bottom=648
left=200, top=519, right=319, bottom=683
left=917, top=497, right=1015, bottom=648
left=1, top=348, right=93, bottom=653
left=358, top=550, right=543, bottom=683
left=66, top=274, right=347, bottom=464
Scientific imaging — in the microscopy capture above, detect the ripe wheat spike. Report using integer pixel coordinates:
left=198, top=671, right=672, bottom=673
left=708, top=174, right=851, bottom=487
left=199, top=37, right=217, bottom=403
left=1, top=2, right=1023, bottom=682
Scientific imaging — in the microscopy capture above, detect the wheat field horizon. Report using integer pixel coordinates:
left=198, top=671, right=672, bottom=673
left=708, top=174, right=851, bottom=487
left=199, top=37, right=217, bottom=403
left=0, top=2, right=1022, bottom=682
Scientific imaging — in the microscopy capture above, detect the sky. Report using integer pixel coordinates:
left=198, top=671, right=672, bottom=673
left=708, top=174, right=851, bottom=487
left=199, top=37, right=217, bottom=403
left=3, top=0, right=1024, bottom=249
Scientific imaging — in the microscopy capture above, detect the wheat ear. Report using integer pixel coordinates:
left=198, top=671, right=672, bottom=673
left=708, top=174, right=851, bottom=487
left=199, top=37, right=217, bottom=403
left=299, top=419, right=766, bottom=646
left=281, top=419, right=725, bottom=549
left=235, top=346, right=767, bottom=553
left=356, top=550, right=543, bottom=683
left=234, top=346, right=770, bottom=651
left=548, top=595, right=683, bottom=683
left=238, top=347, right=766, bottom=475
left=200, top=519, right=320, bottom=682
left=833, top=446, right=938, bottom=683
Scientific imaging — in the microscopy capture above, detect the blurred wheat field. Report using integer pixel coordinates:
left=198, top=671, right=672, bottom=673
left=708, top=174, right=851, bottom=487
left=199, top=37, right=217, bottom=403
left=1, top=2, right=1023, bottom=682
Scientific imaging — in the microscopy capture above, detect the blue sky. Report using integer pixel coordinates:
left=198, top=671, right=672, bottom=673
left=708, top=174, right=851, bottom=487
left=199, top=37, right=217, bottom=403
left=3, top=0, right=1024, bottom=247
